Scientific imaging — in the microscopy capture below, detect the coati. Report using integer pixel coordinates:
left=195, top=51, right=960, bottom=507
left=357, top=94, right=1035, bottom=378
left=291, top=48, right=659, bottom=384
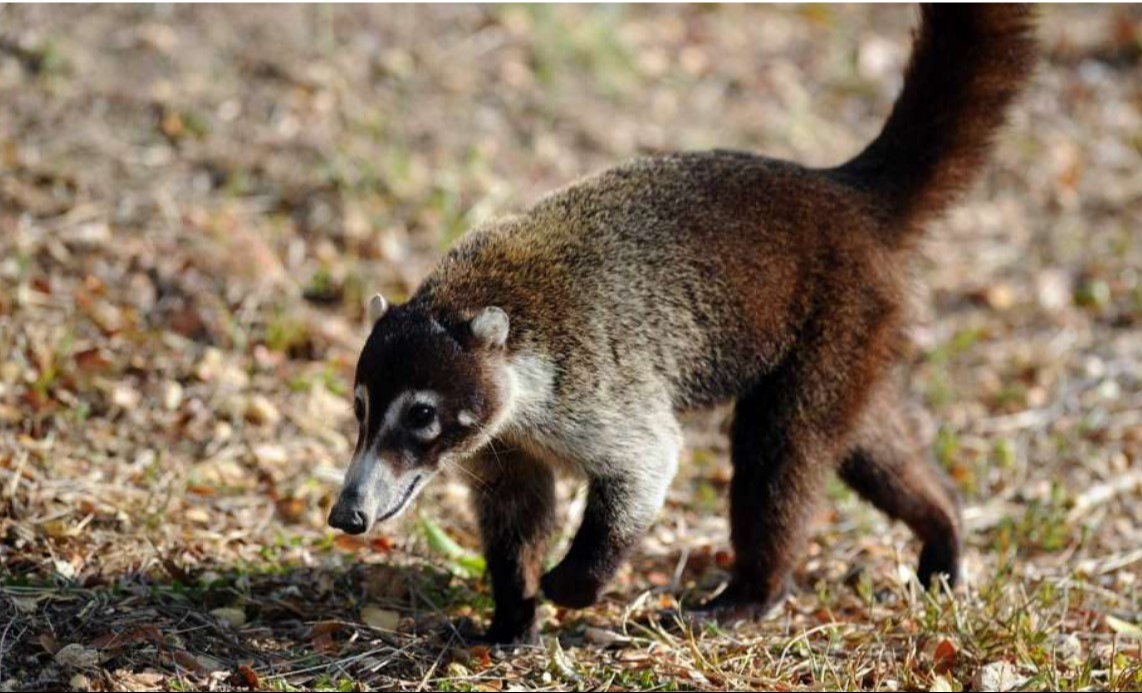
left=328, top=5, right=1036, bottom=644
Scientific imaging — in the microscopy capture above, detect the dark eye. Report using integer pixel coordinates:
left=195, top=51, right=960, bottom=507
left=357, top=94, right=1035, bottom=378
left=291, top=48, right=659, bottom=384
left=404, top=403, right=435, bottom=429
left=354, top=396, right=365, bottom=422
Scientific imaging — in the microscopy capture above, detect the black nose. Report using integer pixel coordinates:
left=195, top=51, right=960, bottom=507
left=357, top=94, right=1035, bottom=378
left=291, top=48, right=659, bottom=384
left=328, top=505, right=368, bottom=535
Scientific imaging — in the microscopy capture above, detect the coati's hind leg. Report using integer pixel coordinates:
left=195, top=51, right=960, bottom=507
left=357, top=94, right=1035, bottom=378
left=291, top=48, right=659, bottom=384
left=701, top=381, right=835, bottom=615
left=701, top=324, right=891, bottom=619
left=541, top=417, right=682, bottom=609
left=839, top=380, right=962, bottom=588
left=468, top=445, right=557, bottom=644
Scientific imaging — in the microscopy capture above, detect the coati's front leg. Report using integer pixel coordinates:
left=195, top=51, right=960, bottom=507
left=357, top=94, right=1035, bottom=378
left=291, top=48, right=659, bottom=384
left=838, top=379, right=962, bottom=587
left=468, top=446, right=557, bottom=644
left=541, top=422, right=681, bottom=609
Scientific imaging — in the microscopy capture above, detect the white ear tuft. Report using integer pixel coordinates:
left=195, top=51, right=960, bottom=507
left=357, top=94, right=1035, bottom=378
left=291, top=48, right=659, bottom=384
left=470, top=306, right=509, bottom=349
left=368, top=293, right=388, bottom=325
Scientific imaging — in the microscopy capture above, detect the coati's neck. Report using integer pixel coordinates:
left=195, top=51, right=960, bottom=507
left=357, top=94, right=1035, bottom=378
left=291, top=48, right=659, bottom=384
left=496, top=349, right=557, bottom=436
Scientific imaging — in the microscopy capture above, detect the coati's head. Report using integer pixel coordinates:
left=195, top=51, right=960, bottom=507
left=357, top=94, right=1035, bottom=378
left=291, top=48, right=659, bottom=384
left=328, top=294, right=512, bottom=535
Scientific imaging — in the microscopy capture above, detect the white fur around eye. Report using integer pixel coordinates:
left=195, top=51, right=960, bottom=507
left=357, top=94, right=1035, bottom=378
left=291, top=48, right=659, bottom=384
left=355, top=385, right=369, bottom=423
left=382, top=390, right=442, bottom=440
left=411, top=419, right=441, bottom=442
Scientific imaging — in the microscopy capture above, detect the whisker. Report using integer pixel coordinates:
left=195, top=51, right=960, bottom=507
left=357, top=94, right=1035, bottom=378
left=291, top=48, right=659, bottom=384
left=444, top=457, right=491, bottom=492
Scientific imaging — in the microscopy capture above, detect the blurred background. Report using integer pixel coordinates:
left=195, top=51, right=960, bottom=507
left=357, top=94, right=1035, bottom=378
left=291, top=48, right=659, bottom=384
left=0, top=5, right=1140, bottom=691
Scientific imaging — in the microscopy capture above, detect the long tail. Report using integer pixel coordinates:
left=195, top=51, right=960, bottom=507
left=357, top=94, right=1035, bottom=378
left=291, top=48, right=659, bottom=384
left=833, top=5, right=1036, bottom=243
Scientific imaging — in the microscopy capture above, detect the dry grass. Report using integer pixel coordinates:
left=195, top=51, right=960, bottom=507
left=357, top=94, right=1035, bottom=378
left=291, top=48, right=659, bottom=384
left=1, top=5, right=1141, bottom=691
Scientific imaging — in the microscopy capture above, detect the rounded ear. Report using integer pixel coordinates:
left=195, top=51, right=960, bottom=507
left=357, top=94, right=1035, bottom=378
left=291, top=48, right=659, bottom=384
left=470, top=306, right=509, bottom=349
left=368, top=293, right=388, bottom=326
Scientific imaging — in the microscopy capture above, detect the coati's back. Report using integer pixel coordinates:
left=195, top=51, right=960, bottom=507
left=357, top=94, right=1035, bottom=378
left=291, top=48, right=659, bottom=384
left=415, top=5, right=1035, bottom=409
left=416, top=152, right=884, bottom=408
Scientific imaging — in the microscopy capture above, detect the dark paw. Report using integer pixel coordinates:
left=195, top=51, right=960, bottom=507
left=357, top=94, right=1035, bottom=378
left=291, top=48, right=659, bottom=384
left=918, top=540, right=960, bottom=589
left=540, top=562, right=603, bottom=609
left=458, top=615, right=539, bottom=647
left=674, top=582, right=789, bottom=628
left=481, top=621, right=540, bottom=647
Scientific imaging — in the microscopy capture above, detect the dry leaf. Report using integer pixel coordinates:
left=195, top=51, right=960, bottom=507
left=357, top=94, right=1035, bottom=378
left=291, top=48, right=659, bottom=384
left=933, top=638, right=957, bottom=674
left=210, top=607, right=247, bottom=628
left=1106, top=614, right=1142, bottom=637
left=971, top=661, right=1026, bottom=692
left=231, top=663, right=260, bottom=689
left=584, top=627, right=631, bottom=647
left=467, top=645, right=492, bottom=670
left=929, top=675, right=955, bottom=692
left=55, top=643, right=101, bottom=669
left=360, top=605, right=401, bottom=631
left=39, top=632, right=59, bottom=655
left=173, top=649, right=209, bottom=674
left=11, top=595, right=41, bottom=614
left=244, top=394, right=281, bottom=426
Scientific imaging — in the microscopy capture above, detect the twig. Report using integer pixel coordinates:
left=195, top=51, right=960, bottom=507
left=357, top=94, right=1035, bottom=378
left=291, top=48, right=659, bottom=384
left=0, top=615, right=19, bottom=680
left=972, top=407, right=1055, bottom=434
left=1068, top=469, right=1142, bottom=523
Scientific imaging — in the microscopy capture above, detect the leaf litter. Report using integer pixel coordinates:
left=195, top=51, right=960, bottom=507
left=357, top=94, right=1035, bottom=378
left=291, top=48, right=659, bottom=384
left=1, top=4, right=1141, bottom=691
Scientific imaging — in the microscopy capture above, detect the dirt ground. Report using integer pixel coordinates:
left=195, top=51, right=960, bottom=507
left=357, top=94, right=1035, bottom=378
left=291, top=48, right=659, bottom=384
left=1, top=4, right=1140, bottom=692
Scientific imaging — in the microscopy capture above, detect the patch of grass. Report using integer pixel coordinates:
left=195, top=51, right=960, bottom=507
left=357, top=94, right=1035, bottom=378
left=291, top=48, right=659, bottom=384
left=266, top=313, right=311, bottom=356
left=516, top=5, right=636, bottom=96
left=924, top=327, right=987, bottom=409
left=311, top=674, right=358, bottom=692
left=691, top=479, right=721, bottom=514
left=0, top=36, right=71, bottom=77
left=990, top=482, right=1073, bottom=558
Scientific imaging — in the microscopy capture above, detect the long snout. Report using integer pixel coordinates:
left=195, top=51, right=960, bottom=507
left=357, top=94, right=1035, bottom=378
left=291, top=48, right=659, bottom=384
left=328, top=450, right=388, bottom=535
left=328, top=450, right=432, bottom=534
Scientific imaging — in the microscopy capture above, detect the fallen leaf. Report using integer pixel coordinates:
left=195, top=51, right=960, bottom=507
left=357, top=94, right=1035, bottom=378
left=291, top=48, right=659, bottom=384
left=244, top=394, right=281, bottom=426
left=972, top=661, right=1026, bottom=692
left=210, top=606, right=247, bottom=628
left=173, top=649, right=209, bottom=674
left=162, top=380, right=183, bottom=410
left=334, top=534, right=367, bottom=551
left=468, top=645, right=492, bottom=670
left=230, top=663, right=260, bottom=689
left=311, top=619, right=343, bottom=653
left=39, top=632, right=59, bottom=655
left=74, top=347, right=112, bottom=373
left=584, top=627, right=632, bottom=647
left=53, top=558, right=78, bottom=580
left=933, top=638, right=957, bottom=674
left=111, top=384, right=142, bottom=409
left=185, top=506, right=211, bottom=524
left=360, top=605, right=401, bottom=631
left=111, top=669, right=166, bottom=690
left=929, top=675, right=955, bottom=692
left=275, top=497, right=307, bottom=523
left=55, top=643, right=101, bottom=669
left=10, top=595, right=41, bottom=614
left=1106, top=614, right=1142, bottom=637
left=89, top=624, right=162, bottom=651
